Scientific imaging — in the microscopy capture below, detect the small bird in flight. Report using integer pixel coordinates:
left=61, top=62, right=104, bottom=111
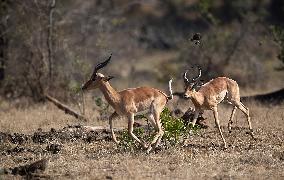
left=190, top=33, right=202, bottom=45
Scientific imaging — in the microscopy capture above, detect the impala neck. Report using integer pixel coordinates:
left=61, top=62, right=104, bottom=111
left=191, top=91, right=204, bottom=107
left=99, top=81, right=121, bottom=107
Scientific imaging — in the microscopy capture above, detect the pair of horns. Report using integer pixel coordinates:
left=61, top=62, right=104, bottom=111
left=183, top=66, right=202, bottom=84
left=92, top=55, right=201, bottom=85
left=91, top=53, right=112, bottom=77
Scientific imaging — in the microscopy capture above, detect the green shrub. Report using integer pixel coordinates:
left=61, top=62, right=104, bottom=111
left=160, top=107, right=186, bottom=145
left=118, top=107, right=201, bottom=151
left=118, top=127, right=146, bottom=152
left=161, top=107, right=201, bottom=145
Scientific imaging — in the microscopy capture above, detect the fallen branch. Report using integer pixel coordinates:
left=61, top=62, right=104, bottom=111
left=67, top=125, right=126, bottom=133
left=44, top=94, right=88, bottom=121
left=241, top=88, right=284, bottom=105
left=81, top=123, right=143, bottom=132
left=171, top=108, right=208, bottom=129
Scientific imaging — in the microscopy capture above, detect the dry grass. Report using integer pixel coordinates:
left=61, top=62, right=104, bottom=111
left=0, top=99, right=283, bottom=179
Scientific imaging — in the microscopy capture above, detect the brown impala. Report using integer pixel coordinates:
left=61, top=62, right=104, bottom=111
left=183, top=67, right=254, bottom=148
left=82, top=54, right=173, bottom=152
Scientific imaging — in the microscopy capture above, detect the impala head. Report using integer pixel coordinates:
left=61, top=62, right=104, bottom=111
left=183, top=66, right=202, bottom=99
left=81, top=54, right=114, bottom=91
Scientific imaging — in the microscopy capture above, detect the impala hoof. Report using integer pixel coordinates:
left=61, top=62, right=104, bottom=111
left=248, top=132, right=256, bottom=140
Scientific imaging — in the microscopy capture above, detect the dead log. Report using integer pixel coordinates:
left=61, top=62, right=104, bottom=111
left=80, top=125, right=125, bottom=132
left=171, top=108, right=208, bottom=129
left=241, top=88, right=284, bottom=105
left=44, top=94, right=88, bottom=121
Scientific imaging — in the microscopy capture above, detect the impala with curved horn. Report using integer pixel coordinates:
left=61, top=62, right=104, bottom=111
left=183, top=66, right=253, bottom=148
left=82, top=54, right=173, bottom=152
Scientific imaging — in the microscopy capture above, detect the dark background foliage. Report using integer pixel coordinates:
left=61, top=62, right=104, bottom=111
left=0, top=0, right=283, bottom=102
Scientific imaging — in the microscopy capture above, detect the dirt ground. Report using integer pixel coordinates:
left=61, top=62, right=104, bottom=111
left=0, top=100, right=283, bottom=179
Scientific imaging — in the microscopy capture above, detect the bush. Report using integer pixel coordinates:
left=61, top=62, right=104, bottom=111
left=119, top=127, right=146, bottom=152
left=118, top=107, right=201, bottom=151
left=161, top=107, right=200, bottom=145
left=160, top=107, right=186, bottom=145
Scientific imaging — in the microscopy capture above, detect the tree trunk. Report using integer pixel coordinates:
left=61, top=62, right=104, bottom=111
left=47, top=0, right=56, bottom=82
left=0, top=0, right=9, bottom=84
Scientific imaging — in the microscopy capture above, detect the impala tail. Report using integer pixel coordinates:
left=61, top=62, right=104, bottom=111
left=167, top=78, right=173, bottom=100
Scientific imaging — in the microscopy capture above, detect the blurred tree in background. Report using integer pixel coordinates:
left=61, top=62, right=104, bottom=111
left=272, top=26, right=284, bottom=70
left=0, top=0, right=10, bottom=84
left=0, top=0, right=283, bottom=102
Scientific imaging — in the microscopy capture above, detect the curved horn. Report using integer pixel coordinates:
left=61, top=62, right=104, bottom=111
left=93, top=53, right=112, bottom=74
left=183, top=70, right=190, bottom=84
left=192, top=66, right=202, bottom=81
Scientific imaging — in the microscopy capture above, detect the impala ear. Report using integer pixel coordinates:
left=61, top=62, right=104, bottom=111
left=103, top=75, right=114, bottom=81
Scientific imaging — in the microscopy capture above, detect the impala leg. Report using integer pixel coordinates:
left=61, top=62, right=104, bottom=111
left=237, top=102, right=254, bottom=138
left=128, top=113, right=148, bottom=149
left=212, top=106, right=227, bottom=149
left=147, top=111, right=164, bottom=153
left=146, top=113, right=157, bottom=130
left=188, top=110, right=200, bottom=134
left=228, top=106, right=237, bottom=133
left=240, top=102, right=252, bottom=131
left=109, top=112, right=120, bottom=144
left=191, top=110, right=199, bottom=126
left=153, top=128, right=164, bottom=149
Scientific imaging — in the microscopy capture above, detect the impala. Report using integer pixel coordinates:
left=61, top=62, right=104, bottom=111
left=82, top=54, right=173, bottom=152
left=183, top=67, right=254, bottom=148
